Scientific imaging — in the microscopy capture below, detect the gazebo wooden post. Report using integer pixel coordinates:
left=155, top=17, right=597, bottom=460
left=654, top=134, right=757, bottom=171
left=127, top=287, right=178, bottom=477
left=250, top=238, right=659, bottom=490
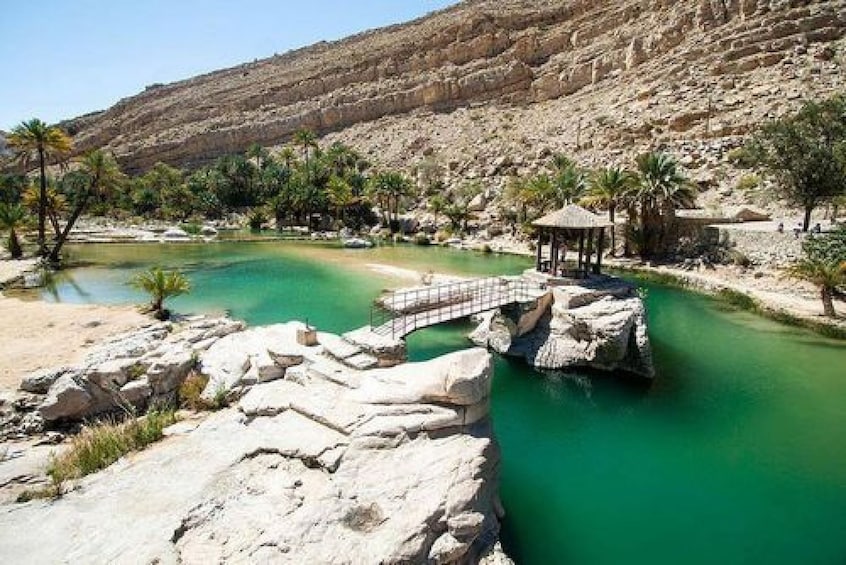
left=535, top=229, right=543, bottom=271
left=577, top=231, right=585, bottom=274
left=585, top=228, right=594, bottom=276
left=594, top=228, right=604, bottom=274
left=551, top=229, right=559, bottom=275
left=530, top=205, right=613, bottom=278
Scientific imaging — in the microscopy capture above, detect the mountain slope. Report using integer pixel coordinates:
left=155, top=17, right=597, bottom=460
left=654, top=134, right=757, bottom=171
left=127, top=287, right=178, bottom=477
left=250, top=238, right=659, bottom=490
left=64, top=0, right=846, bottom=175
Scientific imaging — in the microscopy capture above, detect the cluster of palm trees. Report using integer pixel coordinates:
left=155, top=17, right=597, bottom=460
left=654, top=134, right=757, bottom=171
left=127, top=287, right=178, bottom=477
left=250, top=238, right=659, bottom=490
left=1, top=118, right=124, bottom=264
left=103, top=130, right=418, bottom=235
left=504, top=150, right=696, bottom=257
left=0, top=123, right=425, bottom=263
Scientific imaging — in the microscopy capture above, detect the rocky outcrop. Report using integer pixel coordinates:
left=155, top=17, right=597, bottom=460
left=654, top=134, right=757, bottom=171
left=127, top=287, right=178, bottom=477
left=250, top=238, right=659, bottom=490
left=471, top=277, right=654, bottom=378
left=1, top=327, right=508, bottom=564
left=30, top=317, right=245, bottom=422
left=61, top=0, right=846, bottom=175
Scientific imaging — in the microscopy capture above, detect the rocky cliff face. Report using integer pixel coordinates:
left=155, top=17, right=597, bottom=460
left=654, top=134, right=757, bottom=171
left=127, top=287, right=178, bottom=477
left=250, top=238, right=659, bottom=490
left=64, top=0, right=845, bottom=176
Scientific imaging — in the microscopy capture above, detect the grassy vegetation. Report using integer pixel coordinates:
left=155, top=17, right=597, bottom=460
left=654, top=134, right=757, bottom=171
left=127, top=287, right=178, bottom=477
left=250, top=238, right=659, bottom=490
left=607, top=266, right=690, bottom=289
left=16, top=409, right=179, bottom=502
left=618, top=267, right=846, bottom=340
left=50, top=409, right=178, bottom=482
left=178, top=371, right=210, bottom=410
left=715, top=288, right=758, bottom=311
left=178, top=371, right=229, bottom=411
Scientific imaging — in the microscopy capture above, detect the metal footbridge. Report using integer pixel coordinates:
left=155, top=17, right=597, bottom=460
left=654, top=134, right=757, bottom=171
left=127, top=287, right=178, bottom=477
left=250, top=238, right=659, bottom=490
left=370, top=276, right=546, bottom=339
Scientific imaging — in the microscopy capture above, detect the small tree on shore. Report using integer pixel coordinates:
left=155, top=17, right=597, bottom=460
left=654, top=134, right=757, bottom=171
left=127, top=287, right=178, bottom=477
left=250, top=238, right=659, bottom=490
left=632, top=152, right=695, bottom=257
left=130, top=267, right=191, bottom=320
left=786, top=227, right=846, bottom=317
left=747, top=95, right=846, bottom=231
left=582, top=166, right=633, bottom=255
left=0, top=203, right=26, bottom=259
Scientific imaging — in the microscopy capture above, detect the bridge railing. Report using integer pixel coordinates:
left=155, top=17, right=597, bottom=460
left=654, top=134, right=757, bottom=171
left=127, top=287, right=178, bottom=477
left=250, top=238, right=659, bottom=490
left=370, top=276, right=541, bottom=338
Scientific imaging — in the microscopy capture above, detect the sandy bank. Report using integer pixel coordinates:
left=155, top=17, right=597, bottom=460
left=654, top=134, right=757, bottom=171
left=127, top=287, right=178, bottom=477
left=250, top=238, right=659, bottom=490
left=0, top=295, right=149, bottom=392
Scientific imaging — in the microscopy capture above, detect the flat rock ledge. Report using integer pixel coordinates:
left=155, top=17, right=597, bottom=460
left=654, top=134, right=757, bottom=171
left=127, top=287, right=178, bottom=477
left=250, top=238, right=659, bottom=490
left=470, top=277, right=655, bottom=379
left=2, top=319, right=511, bottom=564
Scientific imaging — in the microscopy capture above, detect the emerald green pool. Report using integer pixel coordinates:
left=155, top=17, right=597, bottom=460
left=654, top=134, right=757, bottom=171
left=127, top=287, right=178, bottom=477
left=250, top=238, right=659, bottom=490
left=44, top=242, right=846, bottom=564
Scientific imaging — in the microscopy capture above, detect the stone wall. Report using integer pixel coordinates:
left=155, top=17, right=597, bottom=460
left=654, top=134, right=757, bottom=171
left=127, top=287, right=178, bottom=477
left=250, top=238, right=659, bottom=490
left=712, top=226, right=804, bottom=267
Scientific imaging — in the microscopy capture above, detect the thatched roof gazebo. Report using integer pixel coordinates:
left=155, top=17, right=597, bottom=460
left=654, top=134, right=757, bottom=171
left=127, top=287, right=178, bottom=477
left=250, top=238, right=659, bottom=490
left=532, top=204, right=613, bottom=278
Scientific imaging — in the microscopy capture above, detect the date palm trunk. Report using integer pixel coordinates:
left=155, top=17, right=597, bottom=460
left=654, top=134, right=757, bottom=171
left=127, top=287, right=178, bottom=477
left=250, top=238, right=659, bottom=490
left=821, top=286, right=836, bottom=317
left=7, top=229, right=22, bottom=259
left=48, top=192, right=90, bottom=264
left=37, top=146, right=47, bottom=256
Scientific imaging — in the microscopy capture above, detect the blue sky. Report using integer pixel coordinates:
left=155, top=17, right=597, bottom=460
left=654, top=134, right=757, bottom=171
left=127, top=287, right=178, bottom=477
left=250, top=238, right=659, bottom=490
left=0, top=0, right=457, bottom=130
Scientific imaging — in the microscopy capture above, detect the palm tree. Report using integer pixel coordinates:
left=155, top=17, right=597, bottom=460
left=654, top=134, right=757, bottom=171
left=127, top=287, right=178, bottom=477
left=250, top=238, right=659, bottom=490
left=367, top=172, right=413, bottom=233
left=583, top=167, right=633, bottom=255
left=525, top=174, right=555, bottom=215
left=292, top=129, right=318, bottom=167
left=445, top=202, right=471, bottom=233
left=245, top=143, right=269, bottom=170
left=324, top=142, right=360, bottom=177
left=633, top=152, right=695, bottom=256
left=0, top=203, right=26, bottom=259
left=429, top=194, right=447, bottom=227
left=278, top=146, right=297, bottom=170
left=787, top=257, right=845, bottom=317
left=326, top=175, right=353, bottom=230
left=552, top=162, right=586, bottom=207
left=550, top=153, right=575, bottom=172
left=22, top=182, right=66, bottom=239
left=48, top=150, right=124, bottom=263
left=130, top=267, right=191, bottom=320
left=7, top=119, right=72, bottom=256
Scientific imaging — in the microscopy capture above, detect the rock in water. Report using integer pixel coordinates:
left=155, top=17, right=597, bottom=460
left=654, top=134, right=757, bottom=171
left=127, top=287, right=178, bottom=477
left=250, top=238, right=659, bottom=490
left=471, top=279, right=654, bottom=378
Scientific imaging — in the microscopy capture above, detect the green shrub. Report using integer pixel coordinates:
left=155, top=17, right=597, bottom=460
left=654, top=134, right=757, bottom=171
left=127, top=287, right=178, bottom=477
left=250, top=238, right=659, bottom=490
left=211, top=385, right=229, bottom=410
left=127, top=363, right=146, bottom=381
left=179, top=371, right=210, bottom=410
left=247, top=209, right=267, bottom=230
left=181, top=222, right=201, bottom=235
left=736, top=174, right=760, bottom=192
left=727, top=147, right=756, bottom=168
left=413, top=233, right=430, bottom=246
left=716, top=288, right=758, bottom=311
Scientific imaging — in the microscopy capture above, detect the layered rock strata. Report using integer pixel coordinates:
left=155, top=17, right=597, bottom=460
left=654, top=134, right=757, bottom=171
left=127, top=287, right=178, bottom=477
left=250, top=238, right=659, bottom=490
left=62, top=0, right=846, bottom=175
left=4, top=321, right=509, bottom=563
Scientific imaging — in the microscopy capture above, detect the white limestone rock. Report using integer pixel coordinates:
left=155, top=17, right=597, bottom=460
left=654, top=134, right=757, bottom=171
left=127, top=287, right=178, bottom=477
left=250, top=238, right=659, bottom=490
left=473, top=279, right=655, bottom=378
left=4, top=322, right=507, bottom=563
left=351, top=348, right=492, bottom=406
left=84, top=357, right=139, bottom=390
left=199, top=322, right=312, bottom=400
left=119, top=378, right=153, bottom=408
left=144, top=343, right=195, bottom=395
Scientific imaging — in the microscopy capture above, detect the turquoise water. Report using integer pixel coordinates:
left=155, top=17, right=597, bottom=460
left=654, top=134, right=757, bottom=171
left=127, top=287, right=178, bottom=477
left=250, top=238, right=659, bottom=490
left=44, top=242, right=846, bottom=564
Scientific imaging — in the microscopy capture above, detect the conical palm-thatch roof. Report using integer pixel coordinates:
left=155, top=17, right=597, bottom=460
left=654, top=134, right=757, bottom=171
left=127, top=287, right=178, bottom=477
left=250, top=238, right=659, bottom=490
left=532, top=204, right=613, bottom=229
